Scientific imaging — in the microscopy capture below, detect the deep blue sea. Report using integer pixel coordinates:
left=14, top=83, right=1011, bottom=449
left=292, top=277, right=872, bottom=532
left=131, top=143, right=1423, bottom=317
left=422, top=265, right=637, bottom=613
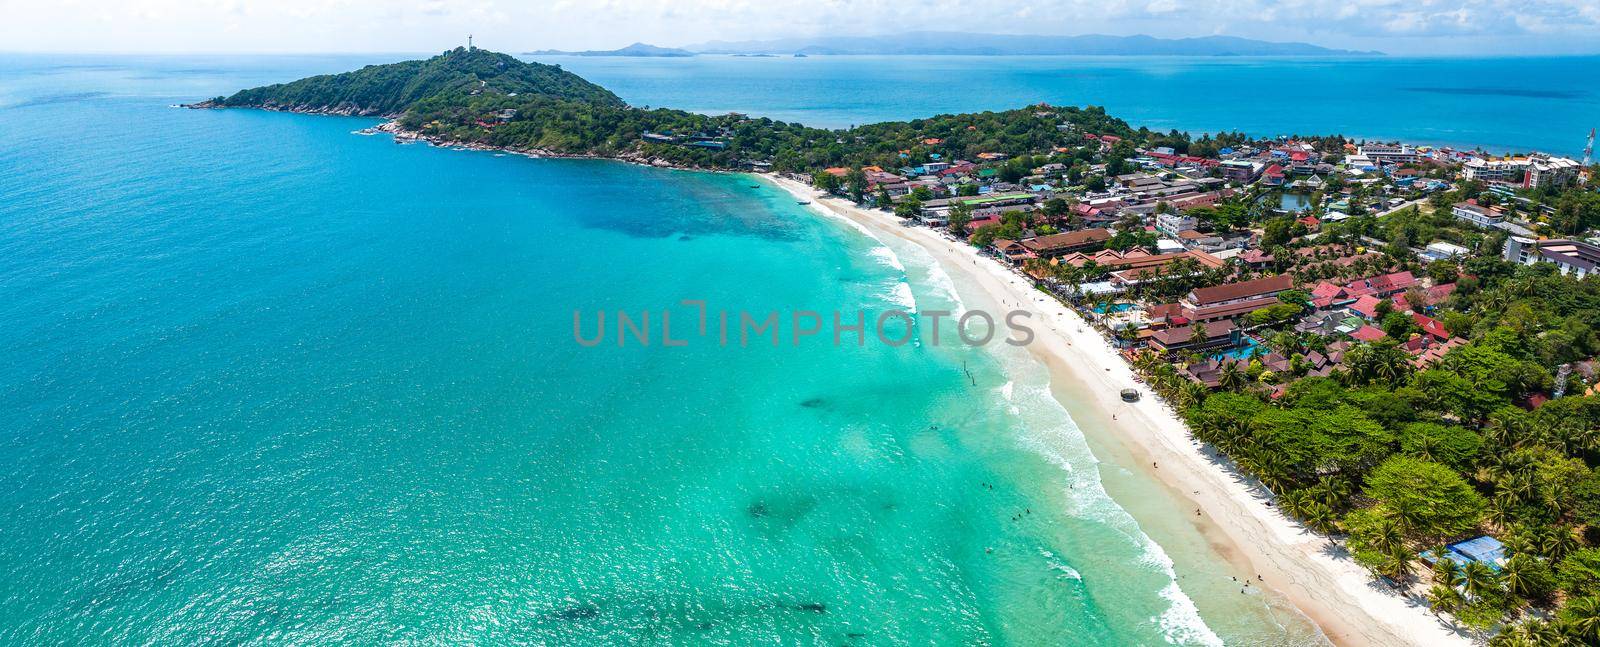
left=8, top=50, right=1583, bottom=644
left=534, top=53, right=1600, bottom=156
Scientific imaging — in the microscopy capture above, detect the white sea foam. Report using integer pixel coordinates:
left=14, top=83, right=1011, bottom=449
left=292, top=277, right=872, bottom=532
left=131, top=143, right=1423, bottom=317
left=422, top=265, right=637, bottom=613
left=791, top=197, right=919, bottom=314
left=1039, top=548, right=1083, bottom=581
left=885, top=279, right=918, bottom=314
left=893, top=239, right=967, bottom=313
left=1156, top=580, right=1225, bottom=646
left=783, top=186, right=961, bottom=316
left=922, top=261, right=968, bottom=314
left=780, top=180, right=1221, bottom=645
left=995, top=350, right=1222, bottom=646
left=868, top=245, right=905, bottom=272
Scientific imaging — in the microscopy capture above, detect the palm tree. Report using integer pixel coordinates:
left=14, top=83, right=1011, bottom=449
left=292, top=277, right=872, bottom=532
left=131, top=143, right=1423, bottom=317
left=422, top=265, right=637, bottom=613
left=1431, top=556, right=1460, bottom=586
left=1488, top=492, right=1520, bottom=527
left=1368, top=514, right=1408, bottom=578
left=1459, top=561, right=1501, bottom=601
left=1521, top=619, right=1563, bottom=647
left=1486, top=412, right=1530, bottom=450
left=1490, top=619, right=1561, bottom=647
left=1523, top=619, right=1563, bottom=647
left=1507, top=474, right=1539, bottom=505
left=1501, top=554, right=1539, bottom=602
left=1303, top=501, right=1340, bottom=540
left=1574, top=424, right=1600, bottom=454
left=1318, top=476, right=1353, bottom=509
left=1219, top=361, right=1247, bottom=392
left=1177, top=381, right=1208, bottom=410
left=1188, top=321, right=1210, bottom=350
left=1559, top=596, right=1600, bottom=644
left=1501, top=531, right=1537, bottom=559
left=1253, top=453, right=1294, bottom=495
left=1391, top=545, right=1416, bottom=581
left=1540, top=526, right=1580, bottom=562
left=1278, top=489, right=1311, bottom=520
left=1132, top=350, right=1161, bottom=375
left=1411, top=433, right=1441, bottom=462
left=1427, top=583, right=1464, bottom=617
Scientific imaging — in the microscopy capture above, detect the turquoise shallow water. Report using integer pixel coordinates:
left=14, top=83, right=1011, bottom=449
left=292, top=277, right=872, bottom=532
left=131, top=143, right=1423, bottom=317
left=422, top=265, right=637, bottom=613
left=0, top=56, right=1332, bottom=644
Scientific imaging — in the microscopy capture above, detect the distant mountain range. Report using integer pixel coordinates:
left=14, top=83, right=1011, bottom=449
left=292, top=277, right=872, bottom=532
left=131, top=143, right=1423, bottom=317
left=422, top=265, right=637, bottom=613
left=525, top=42, right=695, bottom=57
left=529, top=32, right=1381, bottom=57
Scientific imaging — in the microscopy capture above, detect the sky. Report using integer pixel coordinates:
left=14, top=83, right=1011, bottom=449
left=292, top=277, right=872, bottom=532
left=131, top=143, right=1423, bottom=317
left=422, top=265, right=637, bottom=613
left=2, top=0, right=1599, bottom=56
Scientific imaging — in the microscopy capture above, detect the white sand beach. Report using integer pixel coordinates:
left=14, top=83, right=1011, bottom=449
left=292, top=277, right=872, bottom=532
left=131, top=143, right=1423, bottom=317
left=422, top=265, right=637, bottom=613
left=768, top=175, right=1473, bottom=647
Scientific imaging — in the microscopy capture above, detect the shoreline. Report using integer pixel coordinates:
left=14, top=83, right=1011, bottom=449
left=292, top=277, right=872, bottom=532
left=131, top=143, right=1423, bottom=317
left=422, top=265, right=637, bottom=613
left=186, top=105, right=729, bottom=171
left=235, top=112, right=1471, bottom=642
left=764, top=174, right=1474, bottom=647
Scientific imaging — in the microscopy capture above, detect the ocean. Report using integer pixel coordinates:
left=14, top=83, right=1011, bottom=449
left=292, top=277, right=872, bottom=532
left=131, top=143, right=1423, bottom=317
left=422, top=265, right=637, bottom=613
left=536, top=53, right=1600, bottom=157
left=7, top=50, right=1576, bottom=644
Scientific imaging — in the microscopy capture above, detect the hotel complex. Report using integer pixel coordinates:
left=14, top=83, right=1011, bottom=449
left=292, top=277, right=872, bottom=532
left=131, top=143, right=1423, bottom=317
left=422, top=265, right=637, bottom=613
left=1462, top=153, right=1582, bottom=188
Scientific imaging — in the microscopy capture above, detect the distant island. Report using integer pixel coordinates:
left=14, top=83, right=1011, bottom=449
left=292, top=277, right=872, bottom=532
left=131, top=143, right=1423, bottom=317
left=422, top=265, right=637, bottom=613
left=525, top=42, right=694, bottom=57
left=529, top=32, right=1381, bottom=57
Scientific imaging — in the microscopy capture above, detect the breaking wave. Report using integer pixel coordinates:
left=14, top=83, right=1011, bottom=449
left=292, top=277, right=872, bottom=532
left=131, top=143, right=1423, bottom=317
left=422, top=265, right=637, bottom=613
left=996, top=359, right=1222, bottom=646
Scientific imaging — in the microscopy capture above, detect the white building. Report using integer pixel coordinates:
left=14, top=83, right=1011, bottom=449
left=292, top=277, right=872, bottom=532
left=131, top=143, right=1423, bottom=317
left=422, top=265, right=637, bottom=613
left=1358, top=143, right=1420, bottom=164
left=1422, top=241, right=1471, bottom=261
left=1155, top=212, right=1198, bottom=237
left=1504, top=237, right=1600, bottom=278
left=1451, top=201, right=1505, bottom=228
left=1463, top=153, right=1581, bottom=188
left=1344, top=154, right=1380, bottom=173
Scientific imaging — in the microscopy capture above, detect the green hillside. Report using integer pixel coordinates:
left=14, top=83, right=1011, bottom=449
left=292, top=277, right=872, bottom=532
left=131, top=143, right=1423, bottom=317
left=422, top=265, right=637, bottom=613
left=211, top=47, right=623, bottom=115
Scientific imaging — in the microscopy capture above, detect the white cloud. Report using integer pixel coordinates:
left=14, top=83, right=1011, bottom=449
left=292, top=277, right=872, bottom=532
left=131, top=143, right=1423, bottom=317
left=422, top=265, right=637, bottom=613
left=0, top=0, right=1595, bottom=54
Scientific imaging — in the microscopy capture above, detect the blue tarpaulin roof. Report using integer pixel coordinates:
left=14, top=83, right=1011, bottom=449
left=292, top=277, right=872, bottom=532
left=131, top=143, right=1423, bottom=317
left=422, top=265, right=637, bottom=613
left=1451, top=536, right=1506, bottom=566
left=1422, top=536, right=1506, bottom=571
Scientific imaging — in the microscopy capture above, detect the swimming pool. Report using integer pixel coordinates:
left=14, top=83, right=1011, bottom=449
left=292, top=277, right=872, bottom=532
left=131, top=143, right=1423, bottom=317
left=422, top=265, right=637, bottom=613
left=1092, top=303, right=1137, bottom=314
left=1213, top=337, right=1263, bottom=361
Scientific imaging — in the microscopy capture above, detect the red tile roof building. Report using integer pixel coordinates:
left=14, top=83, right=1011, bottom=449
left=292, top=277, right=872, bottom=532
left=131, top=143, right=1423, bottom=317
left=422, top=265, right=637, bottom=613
left=1351, top=325, right=1388, bottom=342
left=1185, top=274, right=1294, bottom=308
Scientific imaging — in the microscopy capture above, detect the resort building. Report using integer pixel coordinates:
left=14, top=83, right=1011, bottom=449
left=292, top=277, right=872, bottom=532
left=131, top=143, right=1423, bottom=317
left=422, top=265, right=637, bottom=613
left=1057, top=248, right=1227, bottom=282
left=1344, top=270, right=1419, bottom=299
left=1358, top=143, right=1420, bottom=164
left=991, top=239, right=1037, bottom=265
left=1503, top=236, right=1600, bottom=278
left=1462, top=154, right=1582, bottom=188
left=1148, top=320, right=1239, bottom=354
left=1451, top=200, right=1505, bottom=228
left=1344, top=154, right=1377, bottom=172
left=1176, top=274, right=1294, bottom=324
left=1184, top=275, right=1293, bottom=310
left=1018, top=228, right=1113, bottom=257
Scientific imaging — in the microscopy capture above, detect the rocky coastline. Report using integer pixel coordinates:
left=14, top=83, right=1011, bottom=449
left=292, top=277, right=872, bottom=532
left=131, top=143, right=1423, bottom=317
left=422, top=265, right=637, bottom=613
left=184, top=102, right=729, bottom=171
